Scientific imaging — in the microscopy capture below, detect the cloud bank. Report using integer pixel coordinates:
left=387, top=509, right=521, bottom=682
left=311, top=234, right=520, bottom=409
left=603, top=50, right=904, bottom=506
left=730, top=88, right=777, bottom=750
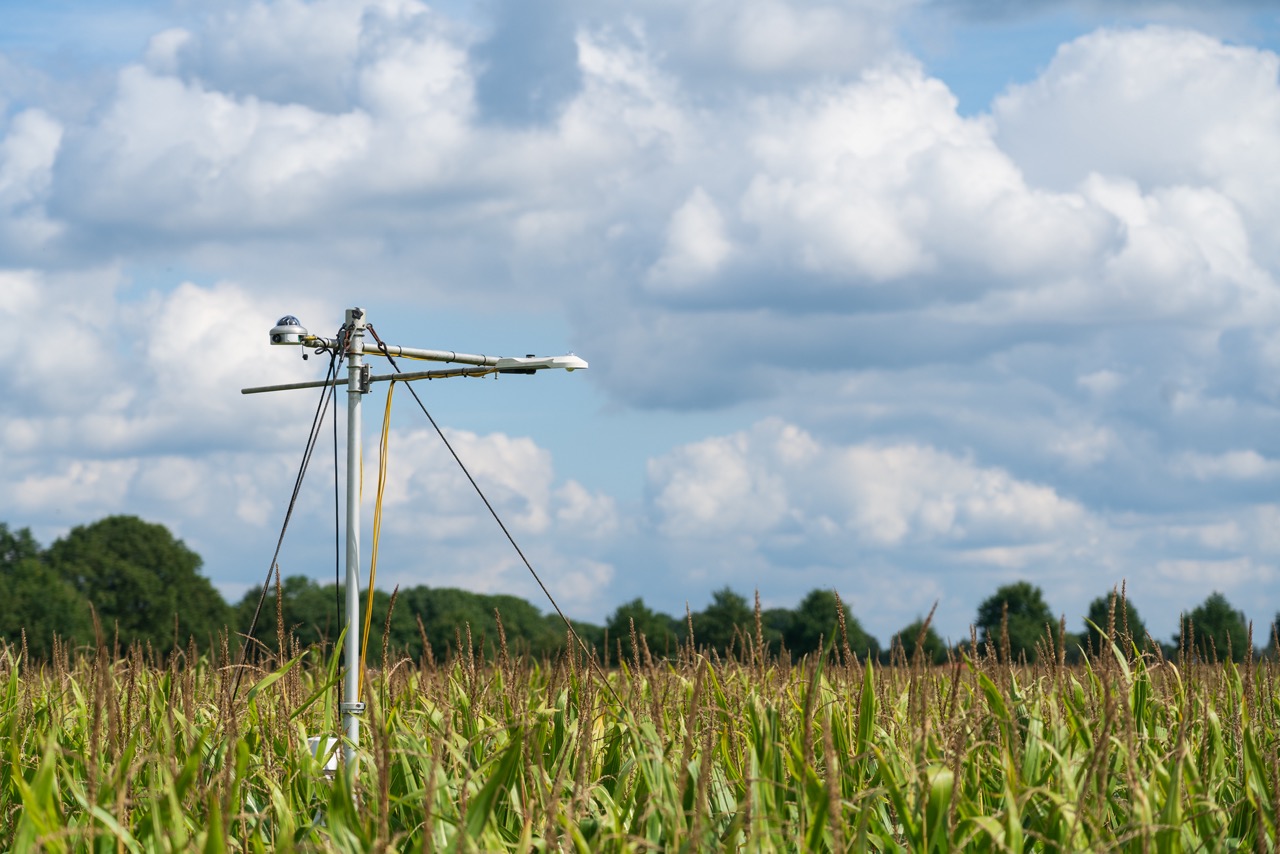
left=2, top=0, right=1279, bottom=641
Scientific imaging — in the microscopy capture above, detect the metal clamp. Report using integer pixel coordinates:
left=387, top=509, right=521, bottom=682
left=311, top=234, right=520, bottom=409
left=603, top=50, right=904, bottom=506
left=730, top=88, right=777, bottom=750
left=340, top=701, right=367, bottom=715
left=358, top=364, right=372, bottom=393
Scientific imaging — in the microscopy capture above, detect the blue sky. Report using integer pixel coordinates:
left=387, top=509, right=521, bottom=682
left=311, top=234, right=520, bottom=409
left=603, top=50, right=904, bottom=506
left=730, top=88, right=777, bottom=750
left=3, top=0, right=1280, bottom=648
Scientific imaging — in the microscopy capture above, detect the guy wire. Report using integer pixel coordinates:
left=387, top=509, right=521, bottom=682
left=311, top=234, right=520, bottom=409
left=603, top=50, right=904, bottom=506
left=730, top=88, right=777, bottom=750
left=232, top=332, right=346, bottom=703
left=364, top=323, right=625, bottom=710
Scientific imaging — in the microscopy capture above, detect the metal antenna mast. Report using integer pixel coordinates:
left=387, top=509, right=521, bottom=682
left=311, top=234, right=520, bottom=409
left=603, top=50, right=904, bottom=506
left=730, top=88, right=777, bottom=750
left=340, top=307, right=366, bottom=767
left=243, top=307, right=587, bottom=773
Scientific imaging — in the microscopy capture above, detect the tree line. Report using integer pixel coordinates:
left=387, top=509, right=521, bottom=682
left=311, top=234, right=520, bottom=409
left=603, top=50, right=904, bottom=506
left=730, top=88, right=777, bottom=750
left=2, top=515, right=1278, bottom=663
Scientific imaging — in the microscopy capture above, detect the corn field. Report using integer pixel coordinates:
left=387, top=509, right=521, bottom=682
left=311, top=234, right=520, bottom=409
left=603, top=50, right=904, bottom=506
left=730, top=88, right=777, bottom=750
left=2, top=622, right=1279, bottom=852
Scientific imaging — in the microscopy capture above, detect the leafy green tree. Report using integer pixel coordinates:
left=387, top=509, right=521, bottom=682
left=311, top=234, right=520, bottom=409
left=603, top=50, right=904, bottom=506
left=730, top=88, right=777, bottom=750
left=400, top=585, right=573, bottom=660
left=1083, top=589, right=1149, bottom=657
left=484, top=592, right=566, bottom=657
left=691, top=587, right=754, bottom=657
left=47, top=516, right=229, bottom=654
left=236, top=574, right=343, bottom=653
left=891, top=618, right=949, bottom=665
left=975, top=581, right=1057, bottom=663
left=761, top=607, right=793, bottom=656
left=0, top=523, right=91, bottom=657
left=784, top=588, right=879, bottom=661
left=0, top=523, right=39, bottom=567
left=1174, top=591, right=1249, bottom=663
left=606, top=598, right=679, bottom=659
left=782, top=589, right=836, bottom=656
left=561, top=617, right=605, bottom=657
left=241, top=580, right=597, bottom=663
left=398, top=585, right=496, bottom=659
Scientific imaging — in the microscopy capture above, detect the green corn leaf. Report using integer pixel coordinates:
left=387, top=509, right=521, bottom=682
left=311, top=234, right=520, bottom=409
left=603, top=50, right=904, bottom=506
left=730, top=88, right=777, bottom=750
left=924, top=763, right=955, bottom=853
left=246, top=652, right=303, bottom=706
left=465, top=728, right=525, bottom=841
left=1241, top=727, right=1277, bottom=843
left=203, top=792, right=227, bottom=854
left=855, top=657, right=876, bottom=765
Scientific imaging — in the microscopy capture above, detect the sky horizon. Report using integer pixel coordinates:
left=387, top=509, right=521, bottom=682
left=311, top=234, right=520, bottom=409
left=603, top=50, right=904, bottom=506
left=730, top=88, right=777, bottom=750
left=3, top=0, right=1280, bottom=648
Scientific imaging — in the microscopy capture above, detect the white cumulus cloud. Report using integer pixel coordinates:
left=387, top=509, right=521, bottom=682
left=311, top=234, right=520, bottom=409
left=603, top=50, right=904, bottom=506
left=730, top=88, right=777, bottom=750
left=648, top=419, right=1088, bottom=547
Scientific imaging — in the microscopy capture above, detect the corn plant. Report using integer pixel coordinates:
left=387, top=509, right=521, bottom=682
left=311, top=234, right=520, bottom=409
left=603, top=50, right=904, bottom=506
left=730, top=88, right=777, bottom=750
left=1, top=623, right=1277, bottom=851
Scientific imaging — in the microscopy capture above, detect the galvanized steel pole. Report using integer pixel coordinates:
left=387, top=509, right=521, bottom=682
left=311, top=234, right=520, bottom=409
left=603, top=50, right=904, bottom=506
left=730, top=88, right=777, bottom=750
left=341, top=307, right=367, bottom=771
left=245, top=307, right=589, bottom=781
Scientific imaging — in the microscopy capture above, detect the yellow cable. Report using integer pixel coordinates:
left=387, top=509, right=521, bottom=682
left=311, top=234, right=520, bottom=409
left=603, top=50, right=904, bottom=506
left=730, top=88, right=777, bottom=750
left=359, top=380, right=395, bottom=696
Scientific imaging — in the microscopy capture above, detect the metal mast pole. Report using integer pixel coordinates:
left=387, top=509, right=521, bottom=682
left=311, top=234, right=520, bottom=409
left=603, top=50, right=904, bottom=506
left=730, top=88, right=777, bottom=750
left=247, top=307, right=588, bottom=779
left=341, top=307, right=367, bottom=770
